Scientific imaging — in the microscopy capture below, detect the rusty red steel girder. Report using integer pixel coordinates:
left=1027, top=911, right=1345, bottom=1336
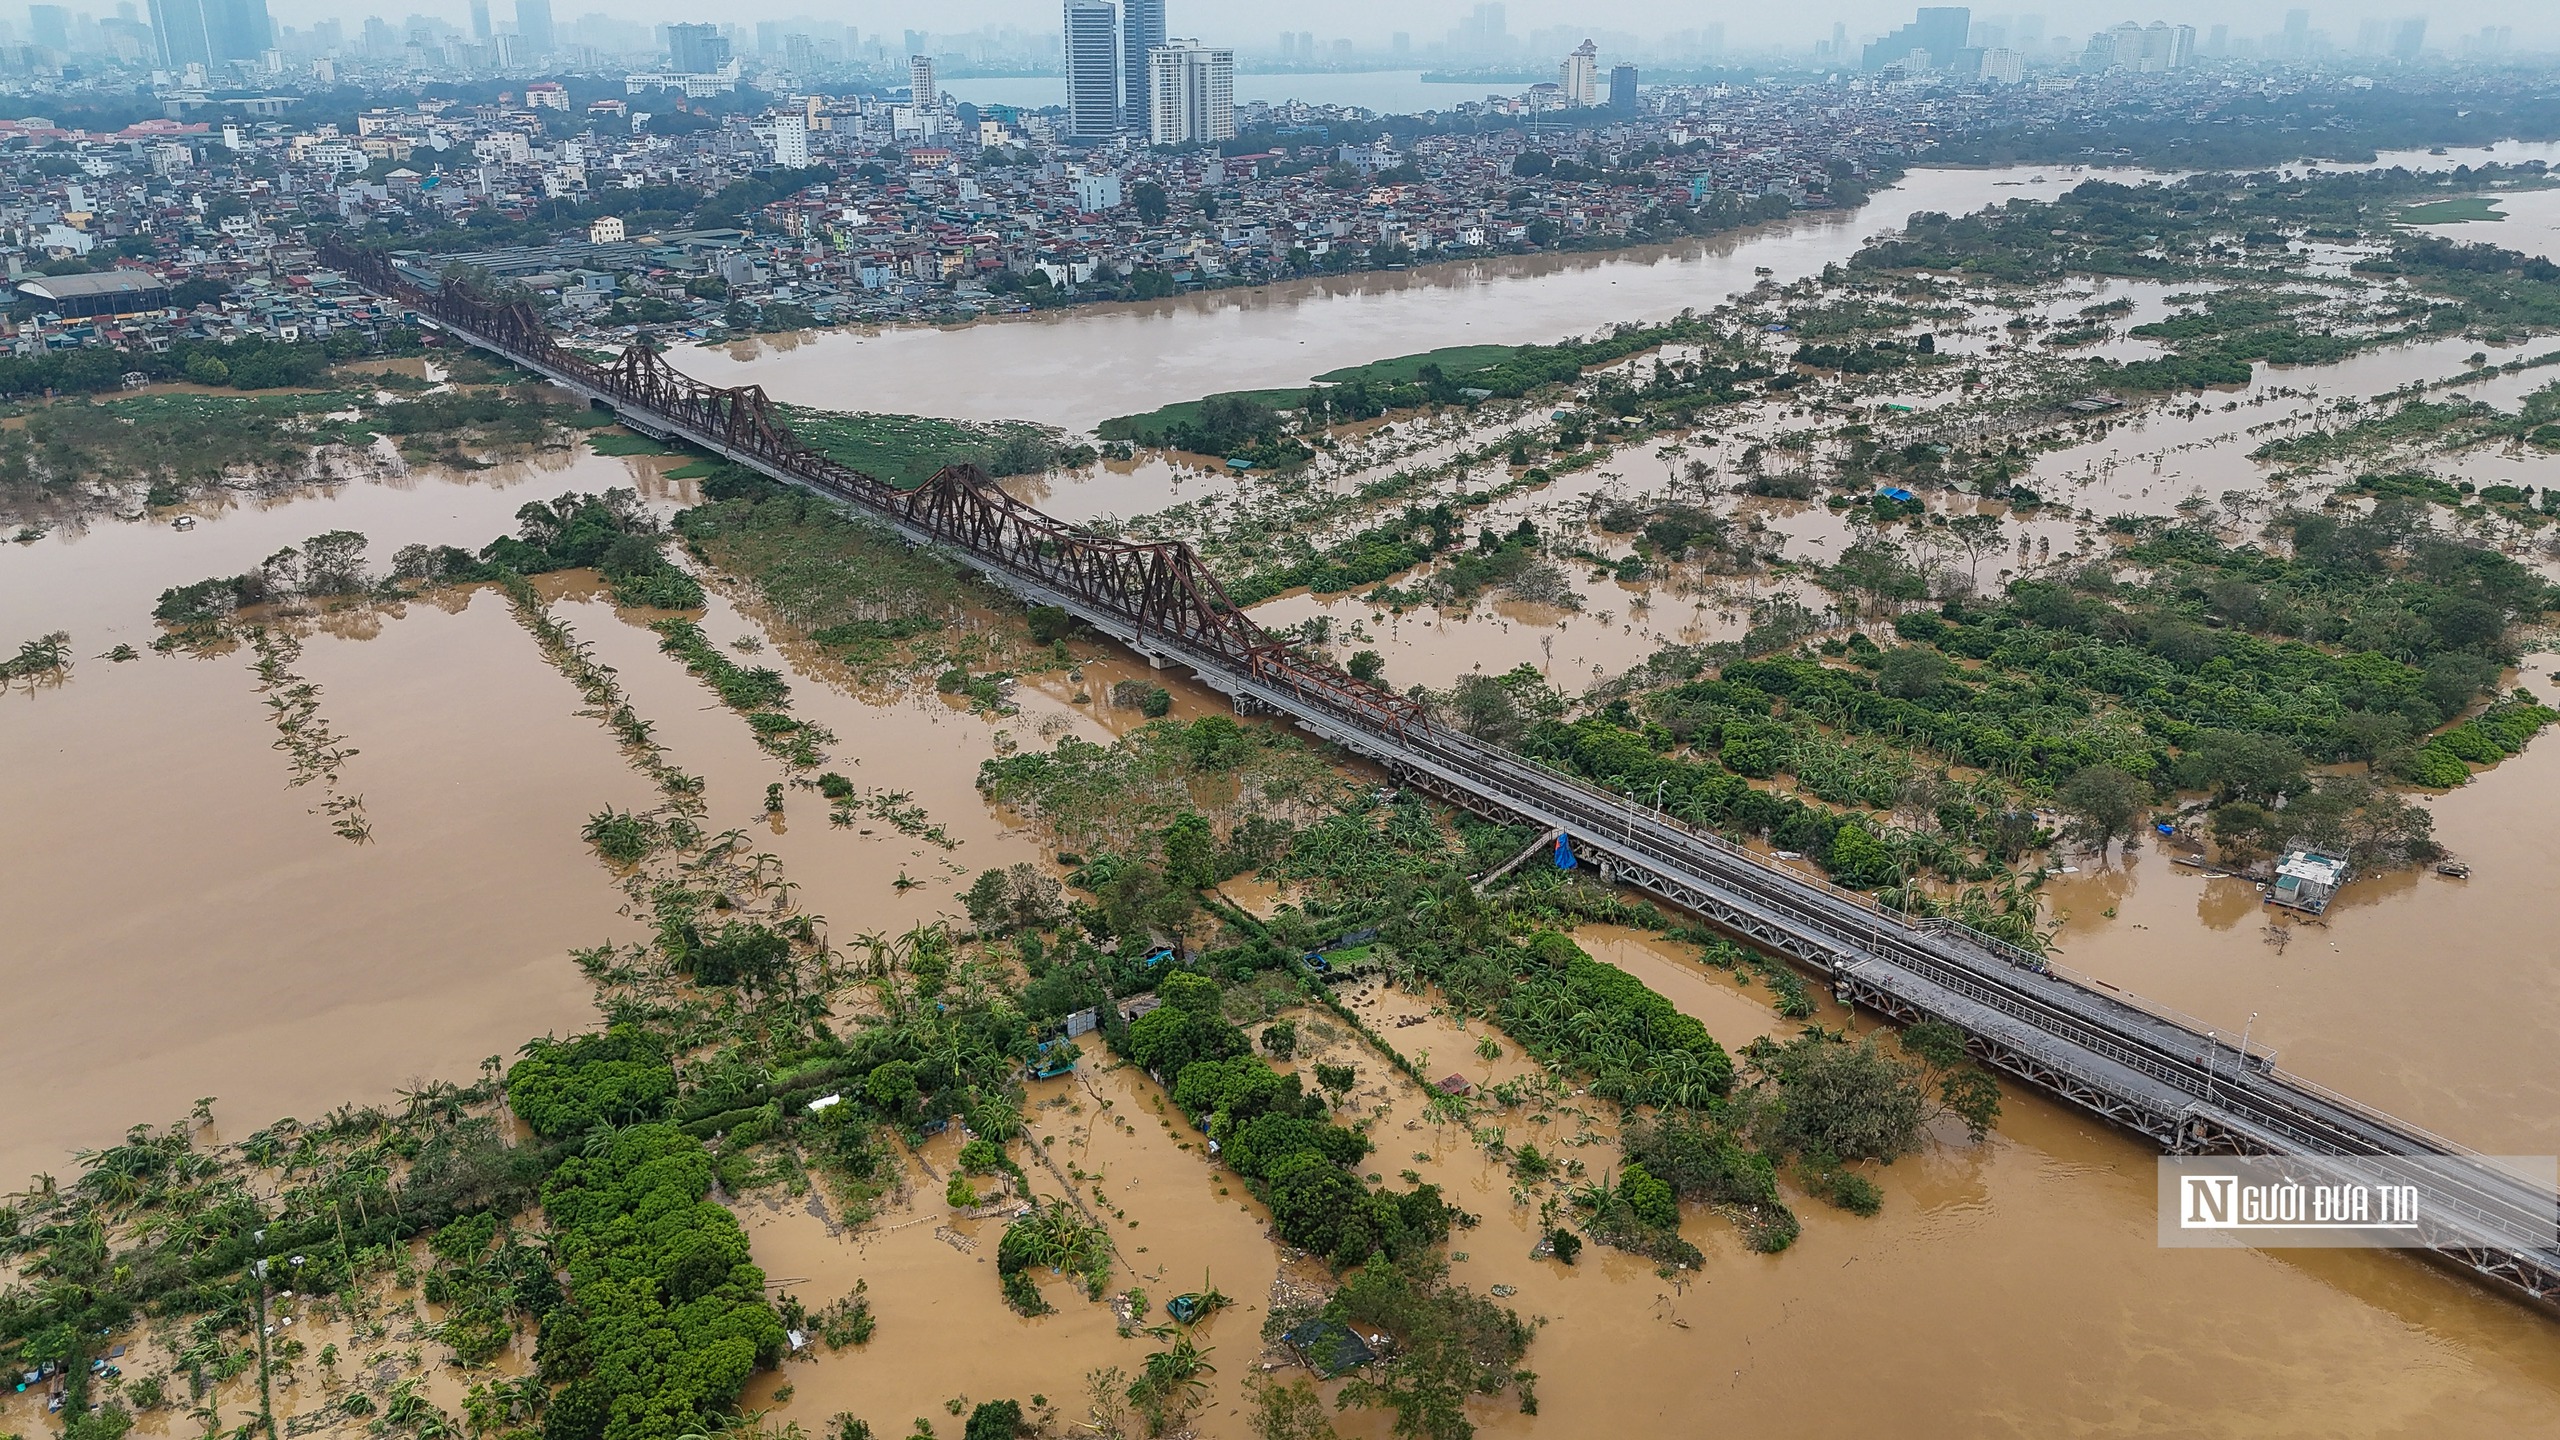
left=325, top=244, right=1425, bottom=735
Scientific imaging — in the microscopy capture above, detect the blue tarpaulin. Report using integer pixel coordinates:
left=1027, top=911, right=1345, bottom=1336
left=1554, top=833, right=1577, bottom=870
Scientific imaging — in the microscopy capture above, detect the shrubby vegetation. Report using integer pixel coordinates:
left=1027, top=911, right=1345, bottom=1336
left=0, top=326, right=422, bottom=399
left=672, top=467, right=1040, bottom=692
left=0, top=629, right=72, bottom=681
left=508, top=1027, right=677, bottom=1138
left=1512, top=501, right=2551, bottom=898
left=0, top=371, right=610, bottom=521
left=152, top=490, right=702, bottom=631
left=1930, top=86, right=2560, bottom=170
left=153, top=527, right=384, bottom=628
left=996, top=1200, right=1112, bottom=1314
left=782, top=406, right=1092, bottom=488
left=2254, top=380, right=2560, bottom=475
left=475, top=490, right=705, bottom=609
left=992, top=734, right=2004, bottom=1263
left=1108, top=971, right=1452, bottom=1268
left=978, top=713, right=1347, bottom=869
left=1494, top=931, right=1733, bottom=1105
left=535, top=1125, right=788, bottom=1440
left=651, top=617, right=835, bottom=768
left=1100, top=314, right=1776, bottom=458
left=1326, top=1253, right=1535, bottom=1440
left=1221, top=504, right=1551, bottom=607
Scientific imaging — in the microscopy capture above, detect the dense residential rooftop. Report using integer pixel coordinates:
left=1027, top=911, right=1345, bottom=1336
left=0, top=61, right=2550, bottom=366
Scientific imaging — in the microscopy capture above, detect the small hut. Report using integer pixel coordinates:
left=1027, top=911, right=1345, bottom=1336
left=2269, top=849, right=2348, bottom=914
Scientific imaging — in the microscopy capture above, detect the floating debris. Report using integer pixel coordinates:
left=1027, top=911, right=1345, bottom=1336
left=1283, top=1318, right=1376, bottom=1379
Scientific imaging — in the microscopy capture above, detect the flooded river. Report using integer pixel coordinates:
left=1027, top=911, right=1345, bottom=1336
left=8, top=137, right=2560, bottom=1439
left=684, top=167, right=2103, bottom=431
left=685, top=142, right=2560, bottom=435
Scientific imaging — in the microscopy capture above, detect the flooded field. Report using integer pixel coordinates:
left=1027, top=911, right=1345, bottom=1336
left=697, top=941, right=2560, bottom=1440
left=10, top=135, right=2560, bottom=1440
left=0, top=452, right=681, bottom=1184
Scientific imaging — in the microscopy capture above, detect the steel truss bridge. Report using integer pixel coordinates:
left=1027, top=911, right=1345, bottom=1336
left=332, top=245, right=2560, bottom=1310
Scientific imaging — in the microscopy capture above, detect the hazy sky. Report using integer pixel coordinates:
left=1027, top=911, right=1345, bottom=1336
left=267, top=0, right=2549, bottom=50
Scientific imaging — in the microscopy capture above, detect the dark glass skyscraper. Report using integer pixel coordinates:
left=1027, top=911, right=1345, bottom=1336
left=1063, top=0, right=1120, bottom=138
left=150, top=0, right=270, bottom=67
left=149, top=0, right=207, bottom=66
left=515, top=0, right=554, bottom=56
left=208, top=0, right=271, bottom=59
left=1863, top=6, right=1970, bottom=70
left=1120, top=0, right=1165, bottom=132
left=668, top=21, right=729, bottom=73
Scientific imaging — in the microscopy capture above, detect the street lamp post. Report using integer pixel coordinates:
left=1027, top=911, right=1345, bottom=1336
left=2205, top=1030, right=2219, bottom=1105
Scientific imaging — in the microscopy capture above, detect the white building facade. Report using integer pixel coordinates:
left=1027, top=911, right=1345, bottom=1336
left=1147, top=40, right=1234, bottom=146
left=1559, top=39, right=1598, bottom=106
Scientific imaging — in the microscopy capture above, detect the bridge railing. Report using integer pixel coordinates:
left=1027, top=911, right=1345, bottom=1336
left=2034, top=957, right=2276, bottom=1067
left=1428, top=734, right=2081, bottom=973
left=324, top=241, right=1432, bottom=742
left=2259, top=1064, right=2501, bottom=1167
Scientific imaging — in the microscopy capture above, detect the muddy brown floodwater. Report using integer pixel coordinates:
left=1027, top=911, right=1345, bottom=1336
left=2047, top=726, right=2560, bottom=1158
left=0, top=451, right=692, bottom=1185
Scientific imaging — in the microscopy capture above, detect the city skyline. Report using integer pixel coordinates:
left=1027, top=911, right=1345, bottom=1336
left=2, top=0, right=2545, bottom=66
left=225, top=0, right=2560, bottom=52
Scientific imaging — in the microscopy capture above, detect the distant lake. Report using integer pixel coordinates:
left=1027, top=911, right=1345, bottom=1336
left=940, top=68, right=1518, bottom=117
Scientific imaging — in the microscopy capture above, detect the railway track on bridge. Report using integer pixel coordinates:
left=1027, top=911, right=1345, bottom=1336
left=328, top=245, right=2560, bottom=1310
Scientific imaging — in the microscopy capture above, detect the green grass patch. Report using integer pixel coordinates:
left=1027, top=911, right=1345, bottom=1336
left=778, top=407, right=1072, bottom=487
left=662, top=461, right=721, bottom=480
left=1096, top=388, right=1313, bottom=445
left=2397, top=197, right=2506, bottom=225
left=1098, top=347, right=1526, bottom=442
left=1310, top=343, right=1519, bottom=386
left=587, top=429, right=675, bottom=456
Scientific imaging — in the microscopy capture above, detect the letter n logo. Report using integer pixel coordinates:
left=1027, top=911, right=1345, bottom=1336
left=2182, top=1174, right=2235, bottom=1227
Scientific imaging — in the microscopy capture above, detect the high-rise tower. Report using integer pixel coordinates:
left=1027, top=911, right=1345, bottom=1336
left=1120, top=0, right=1166, bottom=133
left=1064, top=0, right=1121, bottom=139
